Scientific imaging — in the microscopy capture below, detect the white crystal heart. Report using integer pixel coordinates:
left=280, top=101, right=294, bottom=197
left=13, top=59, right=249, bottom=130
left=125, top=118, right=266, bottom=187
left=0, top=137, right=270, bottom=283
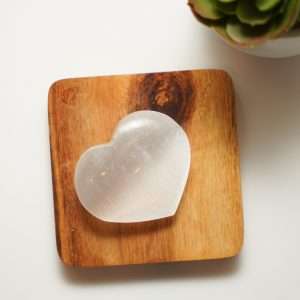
left=74, top=110, right=191, bottom=223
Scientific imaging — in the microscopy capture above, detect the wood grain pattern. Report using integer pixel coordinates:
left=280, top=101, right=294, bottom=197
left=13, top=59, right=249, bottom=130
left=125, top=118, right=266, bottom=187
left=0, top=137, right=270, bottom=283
left=48, top=70, right=243, bottom=267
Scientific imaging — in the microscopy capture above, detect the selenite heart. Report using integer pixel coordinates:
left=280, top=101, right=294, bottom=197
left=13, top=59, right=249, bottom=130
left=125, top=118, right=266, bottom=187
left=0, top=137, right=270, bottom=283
left=74, top=110, right=191, bottom=223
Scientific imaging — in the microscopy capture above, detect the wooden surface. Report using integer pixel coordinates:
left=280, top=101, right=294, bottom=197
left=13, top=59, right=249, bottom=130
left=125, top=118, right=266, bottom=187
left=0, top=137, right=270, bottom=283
left=48, top=70, right=243, bottom=267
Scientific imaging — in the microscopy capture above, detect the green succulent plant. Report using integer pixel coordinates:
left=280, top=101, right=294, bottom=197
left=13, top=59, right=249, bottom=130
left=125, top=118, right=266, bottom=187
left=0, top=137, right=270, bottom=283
left=189, top=0, right=300, bottom=47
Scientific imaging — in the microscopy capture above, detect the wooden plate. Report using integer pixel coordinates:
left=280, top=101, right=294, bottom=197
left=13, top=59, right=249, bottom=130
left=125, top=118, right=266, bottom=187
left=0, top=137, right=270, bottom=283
left=48, top=70, right=243, bottom=267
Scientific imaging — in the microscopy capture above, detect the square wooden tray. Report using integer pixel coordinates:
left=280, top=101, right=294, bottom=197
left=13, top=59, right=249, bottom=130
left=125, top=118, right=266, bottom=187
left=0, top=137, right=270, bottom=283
left=48, top=70, right=243, bottom=267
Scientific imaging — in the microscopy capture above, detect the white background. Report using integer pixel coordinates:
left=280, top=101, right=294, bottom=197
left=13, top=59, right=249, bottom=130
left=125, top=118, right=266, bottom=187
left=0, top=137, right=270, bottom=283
left=1, top=0, right=300, bottom=299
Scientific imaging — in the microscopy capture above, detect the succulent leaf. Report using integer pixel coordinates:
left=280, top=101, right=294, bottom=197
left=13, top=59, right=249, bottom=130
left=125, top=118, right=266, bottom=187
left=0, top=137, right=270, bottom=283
left=269, top=0, right=300, bottom=36
left=218, top=0, right=237, bottom=3
left=236, top=0, right=274, bottom=26
left=226, top=18, right=271, bottom=46
left=256, top=0, right=281, bottom=11
left=216, top=1, right=238, bottom=15
left=190, top=0, right=224, bottom=20
left=189, top=0, right=300, bottom=47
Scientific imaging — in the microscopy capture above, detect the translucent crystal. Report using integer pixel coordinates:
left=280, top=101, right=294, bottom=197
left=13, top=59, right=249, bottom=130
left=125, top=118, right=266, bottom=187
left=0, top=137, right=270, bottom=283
left=74, top=110, right=190, bottom=223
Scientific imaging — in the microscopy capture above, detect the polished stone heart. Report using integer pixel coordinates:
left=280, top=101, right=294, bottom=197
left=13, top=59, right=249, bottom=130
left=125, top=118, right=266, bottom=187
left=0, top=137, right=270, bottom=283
left=74, top=111, right=190, bottom=223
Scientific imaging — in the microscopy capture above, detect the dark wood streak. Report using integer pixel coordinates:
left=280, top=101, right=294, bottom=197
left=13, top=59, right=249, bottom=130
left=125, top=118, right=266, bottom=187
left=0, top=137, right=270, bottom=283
left=129, top=71, right=196, bottom=125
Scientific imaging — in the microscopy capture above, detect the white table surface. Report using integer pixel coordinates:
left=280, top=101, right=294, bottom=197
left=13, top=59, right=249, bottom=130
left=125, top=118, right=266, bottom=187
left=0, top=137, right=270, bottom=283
left=2, top=1, right=300, bottom=299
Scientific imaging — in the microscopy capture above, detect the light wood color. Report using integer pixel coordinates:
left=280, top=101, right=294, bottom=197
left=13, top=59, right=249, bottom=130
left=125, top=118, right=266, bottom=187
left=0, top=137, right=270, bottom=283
left=48, top=70, right=243, bottom=267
